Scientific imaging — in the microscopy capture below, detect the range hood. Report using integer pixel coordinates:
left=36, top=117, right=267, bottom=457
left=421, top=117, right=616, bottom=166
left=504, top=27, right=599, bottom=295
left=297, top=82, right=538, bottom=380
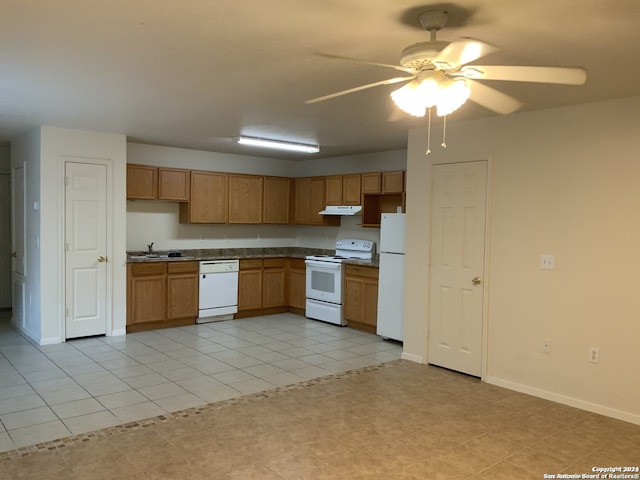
left=318, top=205, right=362, bottom=216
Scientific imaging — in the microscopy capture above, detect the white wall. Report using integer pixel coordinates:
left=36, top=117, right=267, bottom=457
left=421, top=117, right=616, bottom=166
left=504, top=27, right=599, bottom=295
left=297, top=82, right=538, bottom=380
left=38, top=127, right=127, bottom=343
left=126, top=144, right=407, bottom=252
left=404, top=96, right=640, bottom=424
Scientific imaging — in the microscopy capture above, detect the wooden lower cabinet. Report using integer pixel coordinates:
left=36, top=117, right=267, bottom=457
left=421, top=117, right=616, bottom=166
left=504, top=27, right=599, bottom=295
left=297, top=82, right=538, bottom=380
left=288, top=258, right=306, bottom=314
left=238, top=259, right=263, bottom=311
left=166, top=262, right=199, bottom=320
left=236, top=257, right=304, bottom=318
left=263, top=258, right=286, bottom=308
left=343, top=264, right=379, bottom=333
left=127, top=261, right=199, bottom=332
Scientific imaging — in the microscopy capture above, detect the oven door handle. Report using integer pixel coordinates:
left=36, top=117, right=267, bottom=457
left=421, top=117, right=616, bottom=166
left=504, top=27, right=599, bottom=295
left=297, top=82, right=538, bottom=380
left=305, top=260, right=342, bottom=270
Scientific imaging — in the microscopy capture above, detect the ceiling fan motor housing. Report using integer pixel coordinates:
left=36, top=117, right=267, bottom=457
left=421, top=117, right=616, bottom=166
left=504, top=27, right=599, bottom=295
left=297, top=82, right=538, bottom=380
left=399, top=41, right=450, bottom=70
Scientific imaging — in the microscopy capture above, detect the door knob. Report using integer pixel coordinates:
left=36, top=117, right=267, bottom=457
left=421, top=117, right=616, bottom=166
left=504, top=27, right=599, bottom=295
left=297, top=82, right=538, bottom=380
left=10, top=252, right=17, bottom=258
left=472, top=276, right=481, bottom=286
left=98, top=256, right=107, bottom=263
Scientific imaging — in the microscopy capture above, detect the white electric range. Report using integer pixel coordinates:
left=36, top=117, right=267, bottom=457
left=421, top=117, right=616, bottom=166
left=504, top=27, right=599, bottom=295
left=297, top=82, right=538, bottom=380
left=305, top=239, right=376, bottom=326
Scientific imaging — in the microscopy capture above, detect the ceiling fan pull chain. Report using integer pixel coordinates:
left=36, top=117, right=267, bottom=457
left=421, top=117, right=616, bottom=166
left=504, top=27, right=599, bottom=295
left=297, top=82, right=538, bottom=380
left=425, top=108, right=432, bottom=155
left=441, top=116, right=447, bottom=149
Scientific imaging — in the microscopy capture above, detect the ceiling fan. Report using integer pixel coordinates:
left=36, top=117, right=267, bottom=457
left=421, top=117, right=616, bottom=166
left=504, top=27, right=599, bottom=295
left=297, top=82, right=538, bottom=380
left=306, top=10, right=587, bottom=118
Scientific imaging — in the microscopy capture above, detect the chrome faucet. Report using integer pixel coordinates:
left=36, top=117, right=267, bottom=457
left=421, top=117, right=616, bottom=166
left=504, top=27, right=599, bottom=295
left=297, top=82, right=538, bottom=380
left=147, top=242, right=154, bottom=254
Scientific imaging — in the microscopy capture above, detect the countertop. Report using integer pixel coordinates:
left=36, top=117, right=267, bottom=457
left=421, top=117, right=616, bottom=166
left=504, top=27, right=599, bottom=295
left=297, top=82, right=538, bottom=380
left=127, top=247, right=380, bottom=267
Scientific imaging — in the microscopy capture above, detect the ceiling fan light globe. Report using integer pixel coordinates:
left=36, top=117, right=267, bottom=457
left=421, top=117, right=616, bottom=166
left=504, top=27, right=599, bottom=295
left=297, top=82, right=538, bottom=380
left=436, top=79, right=471, bottom=116
left=390, top=81, right=427, bottom=117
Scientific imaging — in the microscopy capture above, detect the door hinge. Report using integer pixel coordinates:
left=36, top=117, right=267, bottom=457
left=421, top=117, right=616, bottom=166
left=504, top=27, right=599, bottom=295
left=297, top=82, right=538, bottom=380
left=65, top=308, right=69, bottom=317
left=64, top=242, right=69, bottom=252
left=64, top=176, right=69, bottom=187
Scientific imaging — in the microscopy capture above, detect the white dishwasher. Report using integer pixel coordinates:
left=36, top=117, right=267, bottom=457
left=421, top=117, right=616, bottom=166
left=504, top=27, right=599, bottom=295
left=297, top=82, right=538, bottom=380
left=197, top=260, right=239, bottom=323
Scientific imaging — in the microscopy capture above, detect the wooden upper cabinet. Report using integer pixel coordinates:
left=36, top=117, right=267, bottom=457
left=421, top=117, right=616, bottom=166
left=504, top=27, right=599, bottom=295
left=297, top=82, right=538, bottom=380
left=382, top=171, right=404, bottom=194
left=294, top=177, right=311, bottom=224
left=179, top=170, right=228, bottom=224
left=362, top=172, right=382, bottom=194
left=158, top=167, right=189, bottom=201
left=127, top=164, right=157, bottom=200
left=343, top=174, right=362, bottom=205
left=263, top=176, right=291, bottom=224
left=309, top=177, right=326, bottom=225
left=325, top=175, right=343, bottom=205
left=228, top=174, right=263, bottom=224
left=326, top=174, right=362, bottom=206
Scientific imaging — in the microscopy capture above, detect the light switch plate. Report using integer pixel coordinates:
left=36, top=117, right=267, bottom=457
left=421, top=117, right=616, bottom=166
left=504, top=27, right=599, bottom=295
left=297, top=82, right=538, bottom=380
left=540, top=254, right=555, bottom=270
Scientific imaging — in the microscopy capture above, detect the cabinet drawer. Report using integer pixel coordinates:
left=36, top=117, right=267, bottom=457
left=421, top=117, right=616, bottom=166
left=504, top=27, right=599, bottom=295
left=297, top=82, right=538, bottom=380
left=240, top=258, right=263, bottom=269
left=263, top=258, right=286, bottom=268
left=345, top=264, right=378, bottom=279
left=167, top=261, right=199, bottom=274
left=289, top=258, right=306, bottom=270
left=131, top=262, right=167, bottom=276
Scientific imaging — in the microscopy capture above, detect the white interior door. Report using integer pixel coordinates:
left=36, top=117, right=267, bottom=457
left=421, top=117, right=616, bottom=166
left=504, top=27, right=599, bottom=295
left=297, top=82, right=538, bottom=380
left=428, top=161, right=487, bottom=377
left=65, top=162, right=108, bottom=338
left=11, top=165, right=26, bottom=329
left=0, top=174, right=11, bottom=308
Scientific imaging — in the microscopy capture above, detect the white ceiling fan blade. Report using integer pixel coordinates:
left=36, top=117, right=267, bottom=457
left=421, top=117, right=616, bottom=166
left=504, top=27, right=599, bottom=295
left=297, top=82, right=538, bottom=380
left=432, top=38, right=496, bottom=70
left=459, top=65, right=587, bottom=85
left=306, top=76, right=415, bottom=104
left=468, top=80, right=522, bottom=115
left=313, top=52, right=416, bottom=74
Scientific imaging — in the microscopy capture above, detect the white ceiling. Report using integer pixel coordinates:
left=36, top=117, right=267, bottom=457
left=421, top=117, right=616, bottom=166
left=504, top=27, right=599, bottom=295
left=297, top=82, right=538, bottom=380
left=1, top=0, right=639, bottom=160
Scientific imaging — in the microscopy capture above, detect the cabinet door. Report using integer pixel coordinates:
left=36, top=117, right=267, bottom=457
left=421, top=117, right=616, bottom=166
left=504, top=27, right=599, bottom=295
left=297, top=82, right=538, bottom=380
left=166, top=262, right=199, bottom=320
left=263, top=176, right=291, bottom=224
left=229, top=174, right=263, bottom=224
left=131, top=274, right=166, bottom=324
left=308, top=177, right=326, bottom=225
left=344, top=276, right=363, bottom=323
left=381, top=171, right=404, bottom=194
left=167, top=273, right=199, bottom=319
left=288, top=259, right=306, bottom=310
left=363, top=279, right=379, bottom=328
left=325, top=175, right=343, bottom=205
left=343, top=174, right=362, bottom=205
left=238, top=259, right=263, bottom=310
left=263, top=267, right=286, bottom=308
left=362, top=172, right=381, bottom=194
left=127, top=164, right=157, bottom=200
left=158, top=167, right=189, bottom=201
left=130, top=263, right=167, bottom=324
left=294, top=178, right=310, bottom=224
left=182, top=171, right=228, bottom=223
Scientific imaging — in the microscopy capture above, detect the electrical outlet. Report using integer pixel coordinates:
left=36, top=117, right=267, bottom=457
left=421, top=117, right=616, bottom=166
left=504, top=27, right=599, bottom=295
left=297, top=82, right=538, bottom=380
left=589, top=347, right=600, bottom=363
left=542, top=338, right=552, bottom=354
left=540, top=254, right=555, bottom=270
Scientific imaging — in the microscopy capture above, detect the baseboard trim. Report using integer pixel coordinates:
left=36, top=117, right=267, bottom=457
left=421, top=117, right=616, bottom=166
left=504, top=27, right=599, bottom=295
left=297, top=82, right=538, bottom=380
left=39, top=336, right=63, bottom=346
left=486, top=375, right=640, bottom=426
left=109, top=328, right=126, bottom=337
left=401, top=352, right=424, bottom=364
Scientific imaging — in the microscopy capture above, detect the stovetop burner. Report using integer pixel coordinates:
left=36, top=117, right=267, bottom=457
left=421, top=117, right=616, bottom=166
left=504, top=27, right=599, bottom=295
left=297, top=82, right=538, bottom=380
left=305, top=238, right=376, bottom=263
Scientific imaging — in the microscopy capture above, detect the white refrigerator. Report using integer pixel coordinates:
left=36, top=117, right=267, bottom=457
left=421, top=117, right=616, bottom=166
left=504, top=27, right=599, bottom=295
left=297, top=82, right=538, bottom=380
left=376, top=213, right=406, bottom=341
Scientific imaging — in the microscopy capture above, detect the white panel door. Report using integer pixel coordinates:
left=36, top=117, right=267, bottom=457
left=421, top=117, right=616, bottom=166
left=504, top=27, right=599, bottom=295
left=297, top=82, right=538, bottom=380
left=65, top=162, right=107, bottom=338
left=11, top=165, right=26, bottom=328
left=11, top=166, right=25, bottom=276
left=428, top=161, right=487, bottom=377
left=0, top=174, right=11, bottom=308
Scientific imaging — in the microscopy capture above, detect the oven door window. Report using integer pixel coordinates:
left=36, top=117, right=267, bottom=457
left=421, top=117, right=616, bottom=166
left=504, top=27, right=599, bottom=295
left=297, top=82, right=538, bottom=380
left=311, top=270, right=335, bottom=293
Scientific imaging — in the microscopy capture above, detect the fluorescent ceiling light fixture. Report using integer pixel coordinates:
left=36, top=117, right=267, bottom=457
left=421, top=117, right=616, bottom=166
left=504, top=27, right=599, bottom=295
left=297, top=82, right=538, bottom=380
left=236, top=136, right=319, bottom=153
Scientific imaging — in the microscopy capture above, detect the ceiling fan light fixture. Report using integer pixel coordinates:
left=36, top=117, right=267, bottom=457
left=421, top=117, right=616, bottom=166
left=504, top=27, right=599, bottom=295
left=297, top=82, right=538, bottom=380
left=390, top=72, right=470, bottom=117
left=236, top=136, right=319, bottom=154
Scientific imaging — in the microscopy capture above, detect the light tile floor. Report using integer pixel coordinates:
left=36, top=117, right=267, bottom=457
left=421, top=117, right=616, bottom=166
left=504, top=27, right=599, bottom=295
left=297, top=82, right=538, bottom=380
left=0, top=310, right=401, bottom=452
